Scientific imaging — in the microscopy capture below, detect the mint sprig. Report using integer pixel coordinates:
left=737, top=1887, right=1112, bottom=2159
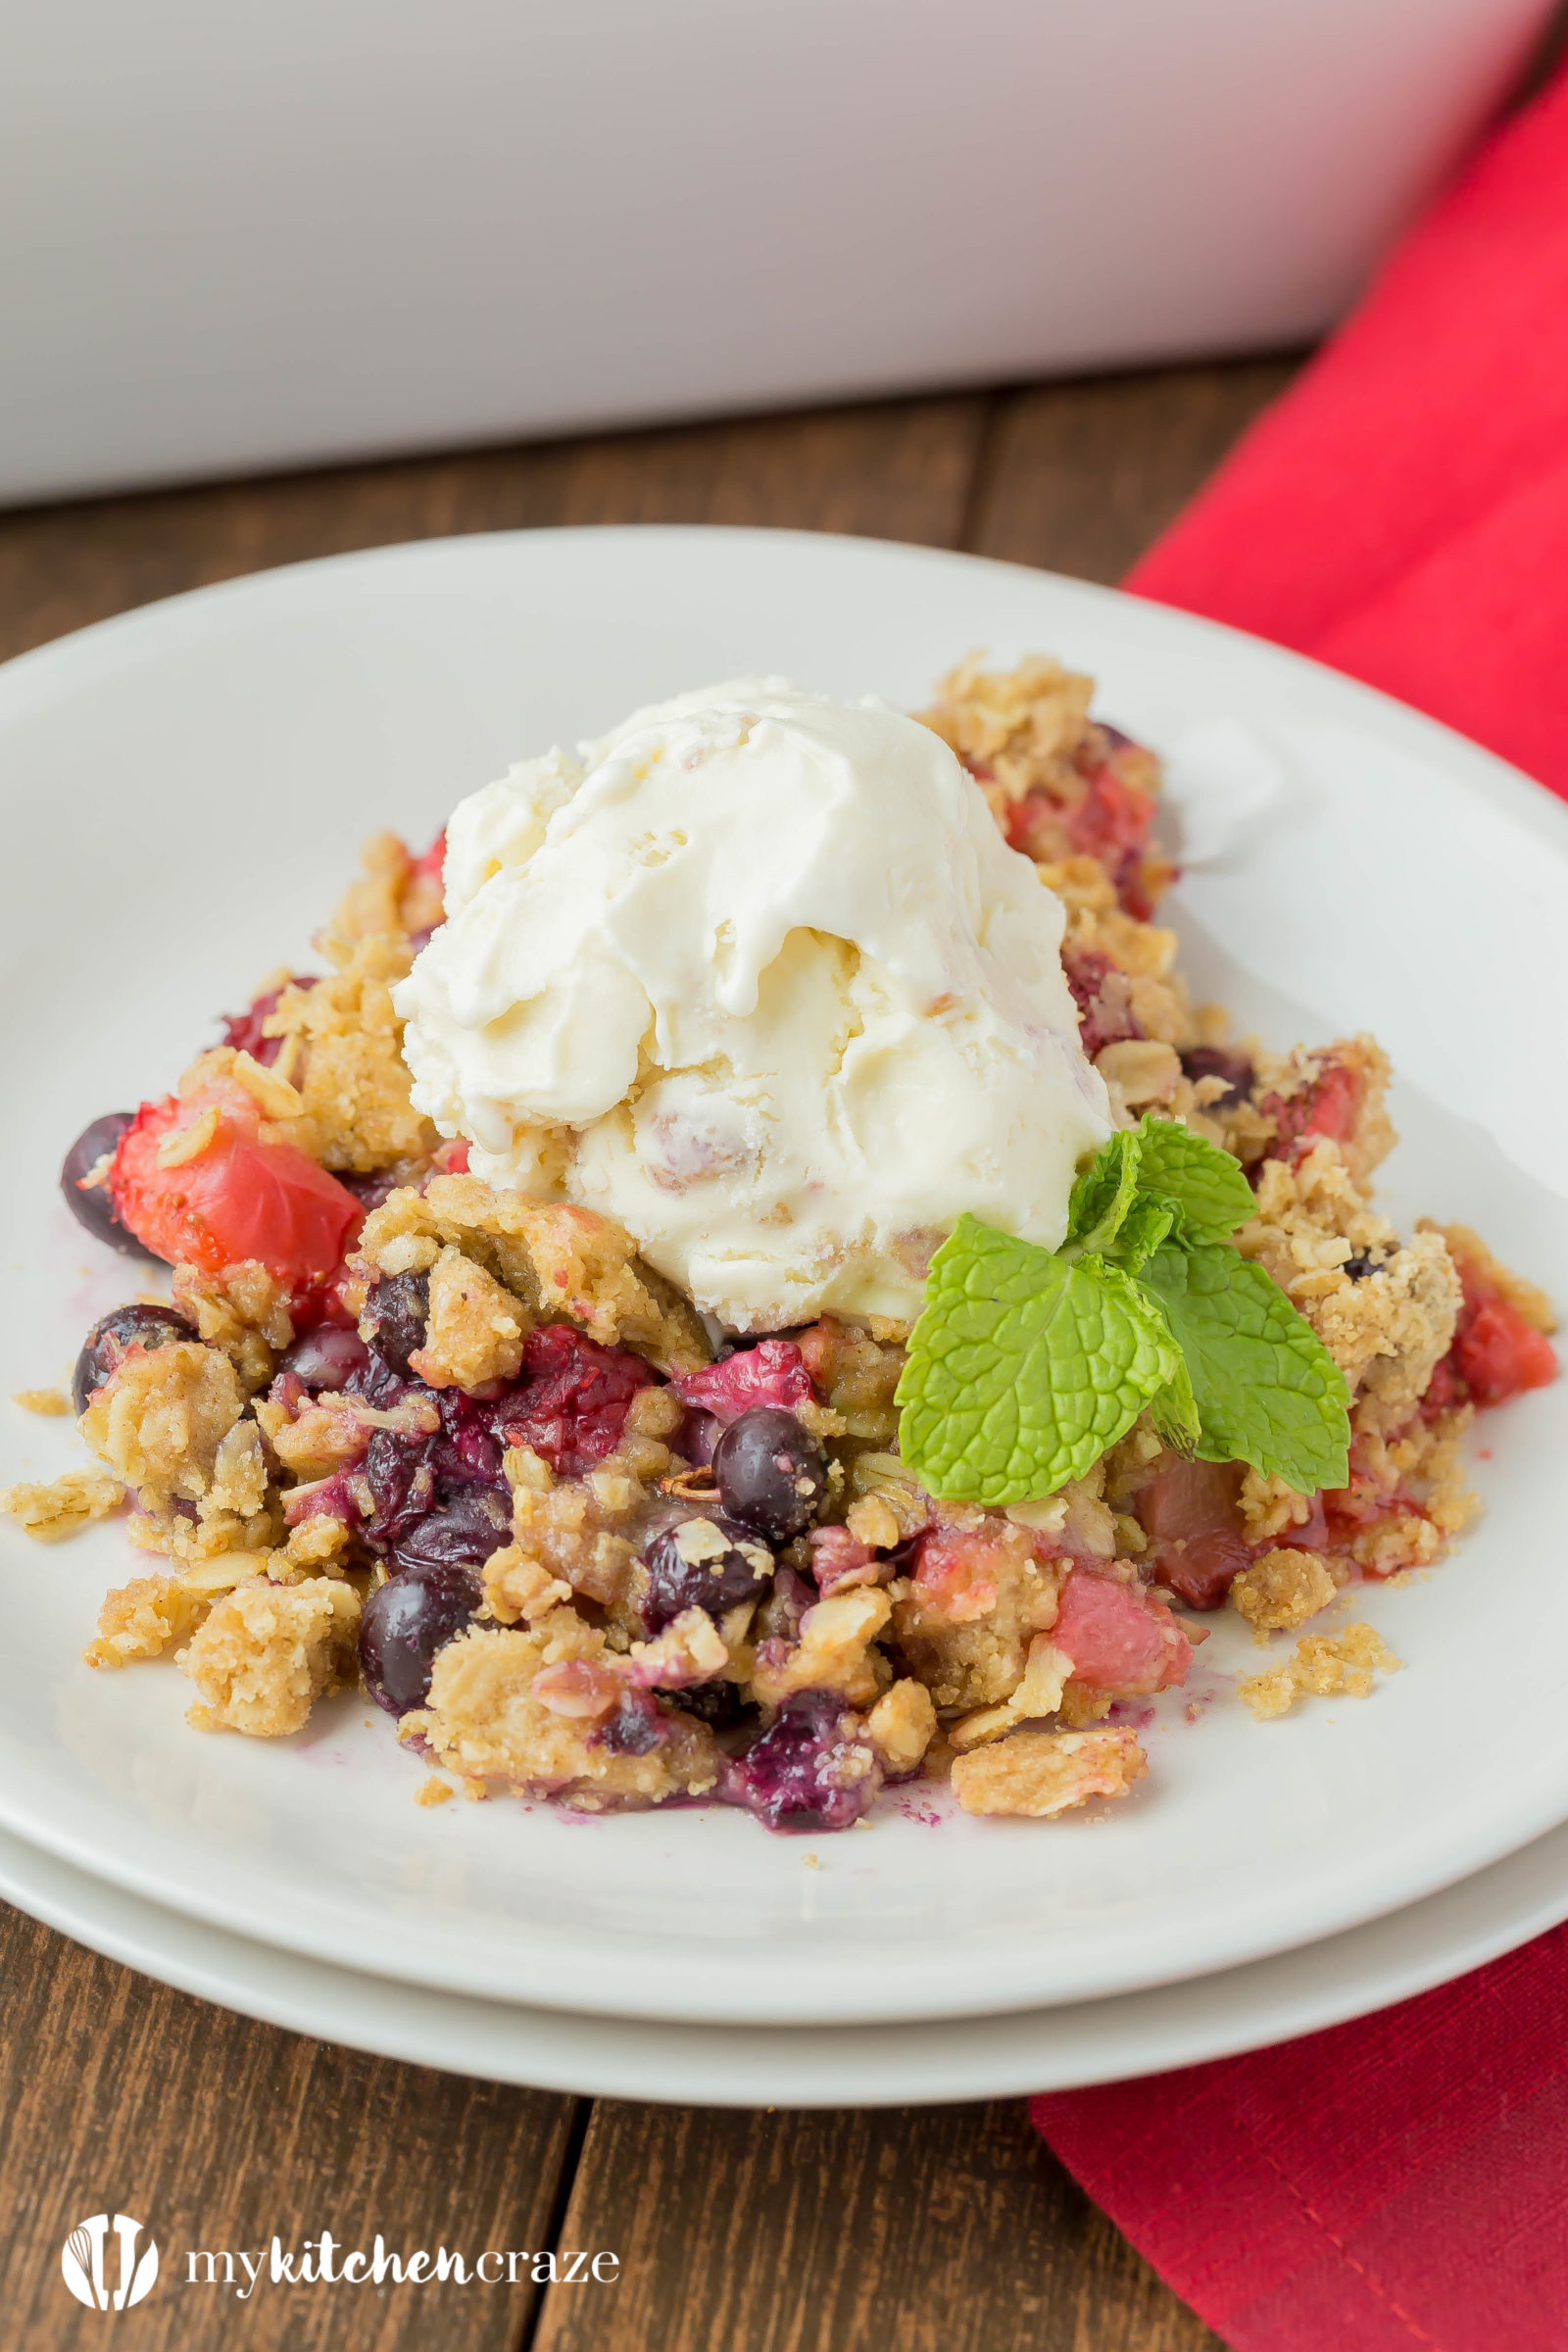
left=1139, top=1243, right=1350, bottom=1493
left=896, top=1119, right=1351, bottom=1504
left=894, top=1218, right=1180, bottom=1506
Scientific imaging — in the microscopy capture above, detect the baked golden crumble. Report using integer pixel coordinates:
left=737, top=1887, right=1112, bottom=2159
left=1, top=1466, right=125, bottom=1544
left=951, top=1726, right=1149, bottom=1818
left=1238, top=1622, right=1402, bottom=1721
left=179, top=1575, right=361, bottom=1737
left=1230, top=1547, right=1338, bottom=1638
left=12, top=1389, right=71, bottom=1417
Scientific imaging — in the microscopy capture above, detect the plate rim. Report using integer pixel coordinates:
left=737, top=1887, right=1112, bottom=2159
left=4, top=1803, right=1567, bottom=2108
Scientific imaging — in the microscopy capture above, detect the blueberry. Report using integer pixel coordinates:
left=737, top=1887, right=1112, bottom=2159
left=73, top=1301, right=197, bottom=1415
left=431, top=1389, right=505, bottom=1491
left=336, top=1169, right=404, bottom=1215
left=388, top=1486, right=512, bottom=1576
left=277, top=1325, right=371, bottom=1394
left=725, top=1690, right=879, bottom=1834
left=641, top=1513, right=774, bottom=1636
left=712, top=1406, right=827, bottom=1543
left=594, top=1690, right=668, bottom=1756
left=671, top=1677, right=747, bottom=1732
left=361, top=1272, right=430, bottom=1379
left=362, top=1425, right=438, bottom=1551
left=359, top=1560, right=480, bottom=1716
left=1178, top=1046, right=1255, bottom=1105
left=60, top=1113, right=155, bottom=1260
left=1343, top=1250, right=1381, bottom=1282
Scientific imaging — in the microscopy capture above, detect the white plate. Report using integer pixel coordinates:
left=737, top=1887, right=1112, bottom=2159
left=5, top=1803, right=1568, bottom=2108
left=2, top=527, right=1566, bottom=2029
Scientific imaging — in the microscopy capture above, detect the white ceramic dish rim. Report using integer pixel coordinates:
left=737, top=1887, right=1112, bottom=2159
left=2, top=527, right=1567, bottom=2030
left=4, top=1802, right=1566, bottom=2109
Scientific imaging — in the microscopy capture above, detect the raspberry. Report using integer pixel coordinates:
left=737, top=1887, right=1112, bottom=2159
left=673, top=1339, right=812, bottom=1427
left=1063, top=949, right=1142, bottom=1060
left=496, top=1324, right=655, bottom=1476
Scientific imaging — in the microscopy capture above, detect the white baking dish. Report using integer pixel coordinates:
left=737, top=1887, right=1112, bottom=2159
left=0, top=0, right=1552, bottom=505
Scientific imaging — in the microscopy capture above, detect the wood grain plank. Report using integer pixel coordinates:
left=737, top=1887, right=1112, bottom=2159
left=0, top=1909, right=578, bottom=2350
left=531, top=2099, right=1221, bottom=2352
left=965, top=359, right=1299, bottom=583
left=0, top=395, right=988, bottom=664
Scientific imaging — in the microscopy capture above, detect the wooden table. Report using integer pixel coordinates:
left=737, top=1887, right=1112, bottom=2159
left=0, top=357, right=1297, bottom=2351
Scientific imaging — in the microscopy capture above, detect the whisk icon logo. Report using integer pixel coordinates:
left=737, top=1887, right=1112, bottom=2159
left=61, top=2215, right=159, bottom=2311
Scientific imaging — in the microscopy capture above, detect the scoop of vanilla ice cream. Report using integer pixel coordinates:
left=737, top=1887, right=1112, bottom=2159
left=395, top=678, right=1112, bottom=1330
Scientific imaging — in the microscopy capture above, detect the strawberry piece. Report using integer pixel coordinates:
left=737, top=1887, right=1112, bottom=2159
left=1065, top=760, right=1157, bottom=871
left=1261, top=1057, right=1361, bottom=1162
left=1052, top=1569, right=1192, bottom=1692
left=1448, top=1264, right=1557, bottom=1408
left=111, top=1079, right=360, bottom=1284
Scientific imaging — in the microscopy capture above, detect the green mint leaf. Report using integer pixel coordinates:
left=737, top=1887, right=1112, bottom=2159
left=1150, top=1352, right=1200, bottom=1455
left=1064, top=1129, right=1143, bottom=1258
left=1132, top=1116, right=1256, bottom=1245
left=1101, top=1191, right=1177, bottom=1276
left=896, top=1215, right=1180, bottom=1505
left=1139, top=1243, right=1350, bottom=1491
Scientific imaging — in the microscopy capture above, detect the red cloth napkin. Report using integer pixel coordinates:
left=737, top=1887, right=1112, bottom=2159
left=1032, top=62, right=1568, bottom=2352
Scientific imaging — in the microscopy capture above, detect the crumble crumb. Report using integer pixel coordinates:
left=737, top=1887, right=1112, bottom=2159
left=282, top=1515, right=352, bottom=1575
left=798, top=1318, right=906, bottom=1446
left=79, top=1341, right=246, bottom=1505
left=178, top=1575, right=362, bottom=1737
left=1057, top=1684, right=1115, bottom=1729
left=951, top=1727, right=1148, bottom=1818
left=1238, top=1142, right=1460, bottom=1420
left=409, top=1245, right=528, bottom=1392
left=172, top=1258, right=295, bottom=1392
left=750, top=1586, right=893, bottom=1710
left=265, top=934, right=437, bottom=1175
left=357, top=1176, right=709, bottom=1374
left=918, top=652, right=1096, bottom=799
left=891, top=1511, right=1065, bottom=1711
left=1230, top=1547, right=1339, bottom=1638
left=1239, top=1621, right=1402, bottom=1721
left=407, top=1611, right=721, bottom=1806
left=1096, top=1038, right=1181, bottom=1117
left=416, top=1775, right=454, bottom=1808
left=1, top=1466, right=126, bottom=1543
left=325, top=829, right=433, bottom=947
left=12, top=1389, right=71, bottom=1417
left=85, top=1572, right=212, bottom=1667
left=481, top=1544, right=573, bottom=1627
left=865, top=1679, right=938, bottom=1776
left=949, top=1637, right=1072, bottom=1751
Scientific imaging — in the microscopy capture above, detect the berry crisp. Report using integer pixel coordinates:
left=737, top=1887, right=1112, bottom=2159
left=4, top=658, right=1556, bottom=1832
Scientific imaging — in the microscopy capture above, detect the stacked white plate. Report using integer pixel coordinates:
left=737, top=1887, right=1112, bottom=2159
left=3, top=529, right=1566, bottom=2105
